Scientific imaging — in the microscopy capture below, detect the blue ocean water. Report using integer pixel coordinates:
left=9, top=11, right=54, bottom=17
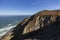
left=0, top=15, right=30, bottom=36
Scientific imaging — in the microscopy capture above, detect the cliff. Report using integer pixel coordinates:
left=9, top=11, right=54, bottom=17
left=0, top=10, right=60, bottom=40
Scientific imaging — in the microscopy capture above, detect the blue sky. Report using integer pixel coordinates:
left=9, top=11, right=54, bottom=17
left=0, top=0, right=60, bottom=15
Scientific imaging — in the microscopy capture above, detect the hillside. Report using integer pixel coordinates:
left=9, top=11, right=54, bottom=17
left=0, top=10, right=60, bottom=40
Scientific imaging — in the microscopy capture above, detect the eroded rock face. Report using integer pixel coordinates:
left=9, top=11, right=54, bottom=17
left=0, top=10, right=60, bottom=40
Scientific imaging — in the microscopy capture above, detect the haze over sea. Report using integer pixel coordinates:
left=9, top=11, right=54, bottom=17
left=0, top=15, right=30, bottom=37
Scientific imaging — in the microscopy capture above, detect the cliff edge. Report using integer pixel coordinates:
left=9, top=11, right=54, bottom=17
left=0, top=10, right=60, bottom=40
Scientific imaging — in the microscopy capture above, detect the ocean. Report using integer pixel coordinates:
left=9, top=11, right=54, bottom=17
left=0, top=15, right=30, bottom=37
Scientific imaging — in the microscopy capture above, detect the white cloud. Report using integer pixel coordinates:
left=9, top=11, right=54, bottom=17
left=0, top=10, right=32, bottom=15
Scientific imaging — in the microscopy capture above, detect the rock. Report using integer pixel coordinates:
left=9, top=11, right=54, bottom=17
left=0, top=10, right=60, bottom=40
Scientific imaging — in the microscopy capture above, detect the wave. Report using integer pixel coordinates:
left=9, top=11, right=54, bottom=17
left=0, top=24, right=16, bottom=36
left=8, top=24, right=12, bottom=26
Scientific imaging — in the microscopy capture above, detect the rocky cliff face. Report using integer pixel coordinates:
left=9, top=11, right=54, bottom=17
left=0, top=10, right=60, bottom=40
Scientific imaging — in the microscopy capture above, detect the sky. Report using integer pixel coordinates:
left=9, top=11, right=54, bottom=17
left=0, top=0, right=60, bottom=15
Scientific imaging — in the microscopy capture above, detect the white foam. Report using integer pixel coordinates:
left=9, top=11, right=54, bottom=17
left=8, top=24, right=12, bottom=26
left=0, top=24, right=16, bottom=36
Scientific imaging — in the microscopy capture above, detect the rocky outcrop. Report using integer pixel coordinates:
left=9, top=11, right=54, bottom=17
left=0, top=10, right=60, bottom=40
